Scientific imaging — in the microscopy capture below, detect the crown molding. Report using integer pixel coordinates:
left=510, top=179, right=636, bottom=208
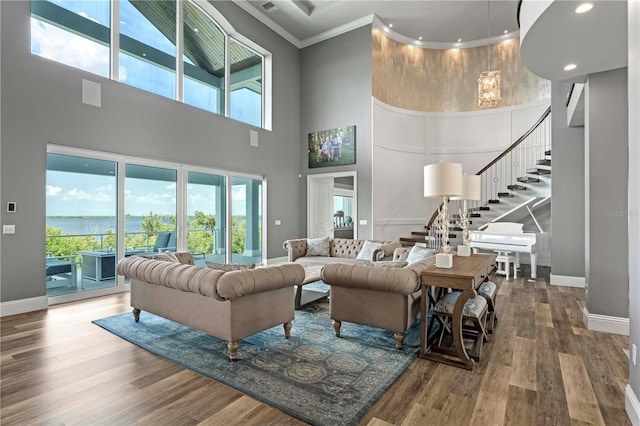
left=231, top=3, right=519, bottom=50
left=232, top=0, right=302, bottom=48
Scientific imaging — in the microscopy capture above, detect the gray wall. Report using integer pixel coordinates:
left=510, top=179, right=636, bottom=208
left=584, top=67, right=629, bottom=319
left=551, top=82, right=585, bottom=278
left=627, top=0, right=639, bottom=404
left=0, top=1, right=301, bottom=302
left=300, top=26, right=373, bottom=239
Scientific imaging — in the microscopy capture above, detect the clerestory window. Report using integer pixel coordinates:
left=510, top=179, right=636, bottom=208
left=30, top=0, right=269, bottom=129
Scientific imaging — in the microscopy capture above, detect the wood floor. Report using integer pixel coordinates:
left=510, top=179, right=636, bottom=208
left=1, top=273, right=631, bottom=425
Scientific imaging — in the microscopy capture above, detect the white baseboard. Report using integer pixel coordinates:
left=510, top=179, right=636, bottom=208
left=582, top=306, right=629, bottom=336
left=264, top=256, right=288, bottom=265
left=626, top=384, right=640, bottom=426
left=550, top=274, right=586, bottom=288
left=0, top=296, right=48, bottom=317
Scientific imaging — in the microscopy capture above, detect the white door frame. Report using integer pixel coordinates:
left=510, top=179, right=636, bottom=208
left=307, top=171, right=357, bottom=239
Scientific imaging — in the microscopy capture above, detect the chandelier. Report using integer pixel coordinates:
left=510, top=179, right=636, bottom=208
left=478, top=1, right=501, bottom=108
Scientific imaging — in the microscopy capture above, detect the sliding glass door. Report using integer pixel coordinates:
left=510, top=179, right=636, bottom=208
left=231, top=176, right=263, bottom=264
left=186, top=171, right=227, bottom=266
left=46, top=146, right=265, bottom=303
left=46, top=152, right=118, bottom=297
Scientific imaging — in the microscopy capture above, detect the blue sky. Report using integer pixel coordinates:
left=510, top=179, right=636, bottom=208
left=46, top=171, right=247, bottom=217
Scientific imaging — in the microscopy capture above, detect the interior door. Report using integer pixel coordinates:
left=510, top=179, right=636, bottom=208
left=307, top=176, right=334, bottom=238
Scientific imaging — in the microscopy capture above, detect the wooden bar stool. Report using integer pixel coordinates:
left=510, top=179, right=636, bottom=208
left=430, top=291, right=489, bottom=362
left=478, top=280, right=498, bottom=332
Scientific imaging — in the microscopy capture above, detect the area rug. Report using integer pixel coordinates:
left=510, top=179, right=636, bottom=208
left=93, top=303, right=423, bottom=426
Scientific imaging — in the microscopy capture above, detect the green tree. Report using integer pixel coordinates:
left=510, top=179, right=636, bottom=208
left=192, top=211, right=215, bottom=232
left=141, top=212, right=165, bottom=234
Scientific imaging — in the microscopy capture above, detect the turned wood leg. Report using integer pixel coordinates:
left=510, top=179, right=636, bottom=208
left=228, top=341, right=239, bottom=361
left=132, top=308, right=140, bottom=322
left=283, top=322, right=292, bottom=339
left=394, top=332, right=405, bottom=350
left=333, top=320, right=342, bottom=337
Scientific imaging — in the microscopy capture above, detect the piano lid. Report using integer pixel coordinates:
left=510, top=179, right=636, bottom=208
left=479, top=222, right=524, bottom=234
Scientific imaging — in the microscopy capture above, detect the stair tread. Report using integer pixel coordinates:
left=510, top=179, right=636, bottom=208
left=517, top=176, right=541, bottom=183
left=536, top=159, right=551, bottom=166
left=498, top=192, right=512, bottom=197
left=478, top=206, right=490, bottom=211
left=527, top=168, right=551, bottom=175
left=488, top=199, right=500, bottom=204
left=507, top=184, right=527, bottom=190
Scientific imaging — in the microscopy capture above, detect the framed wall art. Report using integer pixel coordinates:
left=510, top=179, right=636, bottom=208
left=308, top=125, right=356, bottom=168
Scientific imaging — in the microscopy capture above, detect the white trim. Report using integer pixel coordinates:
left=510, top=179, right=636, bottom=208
left=0, top=296, right=48, bottom=317
left=371, top=15, right=520, bottom=50
left=300, top=15, right=374, bottom=48
left=582, top=306, right=630, bottom=336
left=550, top=274, right=586, bottom=288
left=626, top=385, right=640, bottom=426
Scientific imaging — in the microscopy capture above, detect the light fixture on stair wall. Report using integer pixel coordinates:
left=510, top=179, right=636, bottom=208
left=452, top=175, right=482, bottom=256
left=424, top=163, right=463, bottom=268
left=478, top=0, right=501, bottom=108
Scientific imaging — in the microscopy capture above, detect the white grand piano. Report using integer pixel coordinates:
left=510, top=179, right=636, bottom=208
left=469, top=222, right=539, bottom=279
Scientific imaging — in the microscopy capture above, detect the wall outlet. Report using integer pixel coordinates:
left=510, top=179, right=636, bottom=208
left=3, top=224, right=16, bottom=234
left=633, top=344, right=637, bottom=366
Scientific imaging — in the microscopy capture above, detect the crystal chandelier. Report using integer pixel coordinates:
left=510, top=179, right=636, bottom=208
left=478, top=1, right=501, bottom=108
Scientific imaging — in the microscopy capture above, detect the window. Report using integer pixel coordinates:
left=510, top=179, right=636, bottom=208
left=119, top=0, right=177, bottom=99
left=31, top=1, right=111, bottom=77
left=31, top=0, right=269, bottom=128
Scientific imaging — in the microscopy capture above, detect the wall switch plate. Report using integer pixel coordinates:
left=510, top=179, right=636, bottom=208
left=359, top=219, right=367, bottom=225
left=3, top=224, right=16, bottom=234
left=274, top=219, right=281, bottom=225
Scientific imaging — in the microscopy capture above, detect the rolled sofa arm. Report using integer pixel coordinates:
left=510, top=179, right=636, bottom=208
left=217, top=263, right=305, bottom=300
left=283, top=239, right=308, bottom=262
left=321, top=263, right=421, bottom=295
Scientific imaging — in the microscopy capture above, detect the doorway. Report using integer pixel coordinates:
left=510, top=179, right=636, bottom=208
left=307, top=171, right=357, bottom=239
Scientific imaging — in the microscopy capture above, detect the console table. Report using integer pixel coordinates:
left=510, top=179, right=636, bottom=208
left=419, top=253, right=496, bottom=370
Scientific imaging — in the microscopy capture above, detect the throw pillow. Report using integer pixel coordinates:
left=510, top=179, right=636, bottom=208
left=306, top=237, right=330, bottom=257
left=363, top=260, right=408, bottom=268
left=356, top=240, right=382, bottom=261
left=205, top=261, right=256, bottom=272
left=162, top=250, right=180, bottom=263
left=378, top=241, right=403, bottom=259
left=406, top=245, right=436, bottom=264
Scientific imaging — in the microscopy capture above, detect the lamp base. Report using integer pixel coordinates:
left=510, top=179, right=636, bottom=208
left=436, top=253, right=454, bottom=268
left=457, top=245, right=472, bottom=257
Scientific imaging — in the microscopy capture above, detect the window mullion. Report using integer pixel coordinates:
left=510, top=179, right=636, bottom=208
left=224, top=34, right=230, bottom=118
left=176, top=0, right=184, bottom=102
left=111, top=0, right=120, bottom=81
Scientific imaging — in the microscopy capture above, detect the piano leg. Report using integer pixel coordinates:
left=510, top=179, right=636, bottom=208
left=530, top=253, right=537, bottom=279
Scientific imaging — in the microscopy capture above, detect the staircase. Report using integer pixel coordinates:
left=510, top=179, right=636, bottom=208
left=401, top=107, right=552, bottom=249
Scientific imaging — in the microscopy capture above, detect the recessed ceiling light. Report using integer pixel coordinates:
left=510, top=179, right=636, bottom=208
left=503, top=30, right=508, bottom=34
left=457, top=38, right=462, bottom=42
left=575, top=3, right=593, bottom=13
left=389, top=23, right=393, bottom=28
left=419, top=36, right=423, bottom=40
left=564, top=64, right=577, bottom=71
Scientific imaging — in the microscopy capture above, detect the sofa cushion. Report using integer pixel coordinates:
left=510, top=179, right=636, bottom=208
left=363, top=260, right=408, bottom=268
left=206, top=261, right=256, bottom=271
left=406, top=245, right=436, bottom=264
left=306, top=237, right=330, bottom=256
left=356, top=240, right=382, bottom=261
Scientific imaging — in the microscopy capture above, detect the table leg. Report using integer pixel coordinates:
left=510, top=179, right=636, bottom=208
left=451, top=289, right=476, bottom=370
left=420, top=286, right=427, bottom=357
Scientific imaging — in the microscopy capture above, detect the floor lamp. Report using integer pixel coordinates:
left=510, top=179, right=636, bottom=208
left=452, top=174, right=482, bottom=256
left=424, top=163, right=463, bottom=268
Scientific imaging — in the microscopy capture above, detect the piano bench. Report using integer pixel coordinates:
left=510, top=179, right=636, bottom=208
left=478, top=281, right=498, bottom=333
left=495, top=253, right=517, bottom=280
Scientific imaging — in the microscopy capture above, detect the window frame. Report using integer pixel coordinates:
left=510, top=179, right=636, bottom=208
left=31, top=0, right=271, bottom=130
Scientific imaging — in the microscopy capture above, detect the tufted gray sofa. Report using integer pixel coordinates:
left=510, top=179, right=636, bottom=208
left=117, top=252, right=305, bottom=360
left=282, top=238, right=402, bottom=267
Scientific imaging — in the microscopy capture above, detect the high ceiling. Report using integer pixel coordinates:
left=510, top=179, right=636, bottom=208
left=232, top=0, right=521, bottom=48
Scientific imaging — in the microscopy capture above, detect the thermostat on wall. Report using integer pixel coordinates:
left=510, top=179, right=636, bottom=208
left=7, top=202, right=16, bottom=213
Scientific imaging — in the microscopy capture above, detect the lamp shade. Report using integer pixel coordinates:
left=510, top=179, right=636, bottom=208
left=451, top=174, right=482, bottom=201
left=423, top=163, right=463, bottom=198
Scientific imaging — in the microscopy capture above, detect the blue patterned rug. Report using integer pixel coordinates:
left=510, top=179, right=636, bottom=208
left=93, top=302, right=425, bottom=426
